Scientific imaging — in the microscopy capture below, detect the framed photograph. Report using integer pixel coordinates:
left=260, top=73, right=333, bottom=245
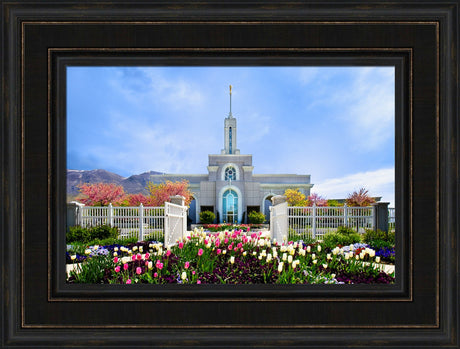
left=1, top=1, right=458, bottom=348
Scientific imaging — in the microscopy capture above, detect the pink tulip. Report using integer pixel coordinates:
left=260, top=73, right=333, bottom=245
left=144, top=253, right=150, bottom=260
left=228, top=244, right=233, bottom=251
left=145, top=261, right=149, bottom=266
left=192, top=271, right=196, bottom=275
left=240, top=248, right=244, bottom=253
left=113, top=257, right=119, bottom=263
left=154, top=272, right=158, bottom=277
left=216, top=249, right=222, bottom=255
left=198, top=248, right=203, bottom=256
left=224, top=238, right=229, bottom=244
left=197, top=280, right=201, bottom=284
left=123, top=263, right=129, bottom=271
left=137, top=253, right=142, bottom=260
left=114, top=266, right=121, bottom=273
left=126, top=279, right=132, bottom=284
left=179, top=242, right=184, bottom=249
left=166, top=250, right=171, bottom=257
left=237, top=242, right=243, bottom=249
left=184, top=261, right=190, bottom=269
left=136, top=267, right=142, bottom=275
left=215, top=239, right=220, bottom=247
left=132, top=255, right=136, bottom=261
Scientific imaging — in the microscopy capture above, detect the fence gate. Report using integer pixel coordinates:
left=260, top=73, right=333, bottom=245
left=270, top=201, right=288, bottom=243
left=164, top=201, right=188, bottom=248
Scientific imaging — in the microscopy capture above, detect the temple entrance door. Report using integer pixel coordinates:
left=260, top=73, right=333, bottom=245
left=223, top=189, right=238, bottom=224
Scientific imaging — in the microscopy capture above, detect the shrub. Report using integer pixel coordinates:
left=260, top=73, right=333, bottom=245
left=336, top=226, right=358, bottom=235
left=66, top=225, right=119, bottom=244
left=322, top=231, right=362, bottom=249
left=248, top=211, right=266, bottom=224
left=363, top=229, right=395, bottom=245
left=199, top=210, right=216, bottom=224
left=345, top=188, right=376, bottom=207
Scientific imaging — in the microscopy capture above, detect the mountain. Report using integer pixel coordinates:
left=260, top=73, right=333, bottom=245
left=67, top=169, right=164, bottom=196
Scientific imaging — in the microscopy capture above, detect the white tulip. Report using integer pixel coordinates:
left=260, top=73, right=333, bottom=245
left=278, top=262, right=284, bottom=272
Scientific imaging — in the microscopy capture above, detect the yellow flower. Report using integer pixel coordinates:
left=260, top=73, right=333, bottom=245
left=181, top=271, right=187, bottom=280
left=313, top=260, right=317, bottom=265
left=355, top=255, right=359, bottom=260
left=327, top=253, right=332, bottom=260
left=312, top=253, right=316, bottom=260
left=113, top=252, right=118, bottom=257
left=317, top=245, right=322, bottom=252
left=70, top=255, right=76, bottom=260
left=282, top=253, right=287, bottom=261
left=288, top=255, right=293, bottom=264
left=375, top=256, right=381, bottom=263
left=306, top=246, right=311, bottom=253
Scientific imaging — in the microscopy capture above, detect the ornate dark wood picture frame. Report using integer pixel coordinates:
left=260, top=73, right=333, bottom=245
left=1, top=1, right=458, bottom=348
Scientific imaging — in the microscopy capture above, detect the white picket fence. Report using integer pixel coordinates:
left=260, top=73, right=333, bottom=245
left=77, top=202, right=187, bottom=245
left=287, top=204, right=374, bottom=240
left=79, top=204, right=165, bottom=241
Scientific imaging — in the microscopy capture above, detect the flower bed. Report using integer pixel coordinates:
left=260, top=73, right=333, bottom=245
left=67, top=228, right=395, bottom=285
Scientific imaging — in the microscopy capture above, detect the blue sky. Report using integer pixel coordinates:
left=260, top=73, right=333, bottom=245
left=67, top=66, right=395, bottom=206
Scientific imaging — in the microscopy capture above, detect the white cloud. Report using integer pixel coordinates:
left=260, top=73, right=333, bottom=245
left=313, top=167, right=395, bottom=207
left=299, top=67, right=395, bottom=151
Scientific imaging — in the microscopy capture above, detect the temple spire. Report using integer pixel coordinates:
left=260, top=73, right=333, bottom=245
left=228, top=84, right=233, bottom=118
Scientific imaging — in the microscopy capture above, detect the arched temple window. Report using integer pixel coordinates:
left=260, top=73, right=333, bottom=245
left=225, top=166, right=237, bottom=181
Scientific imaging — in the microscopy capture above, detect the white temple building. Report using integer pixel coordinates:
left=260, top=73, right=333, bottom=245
left=148, top=86, right=313, bottom=224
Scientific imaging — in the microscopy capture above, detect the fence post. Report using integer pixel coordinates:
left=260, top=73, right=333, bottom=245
left=270, top=195, right=288, bottom=243
left=343, top=203, right=348, bottom=227
left=139, top=203, right=144, bottom=242
left=371, top=202, right=389, bottom=232
left=312, top=203, right=317, bottom=239
left=67, top=201, right=85, bottom=230
left=108, top=203, right=114, bottom=227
